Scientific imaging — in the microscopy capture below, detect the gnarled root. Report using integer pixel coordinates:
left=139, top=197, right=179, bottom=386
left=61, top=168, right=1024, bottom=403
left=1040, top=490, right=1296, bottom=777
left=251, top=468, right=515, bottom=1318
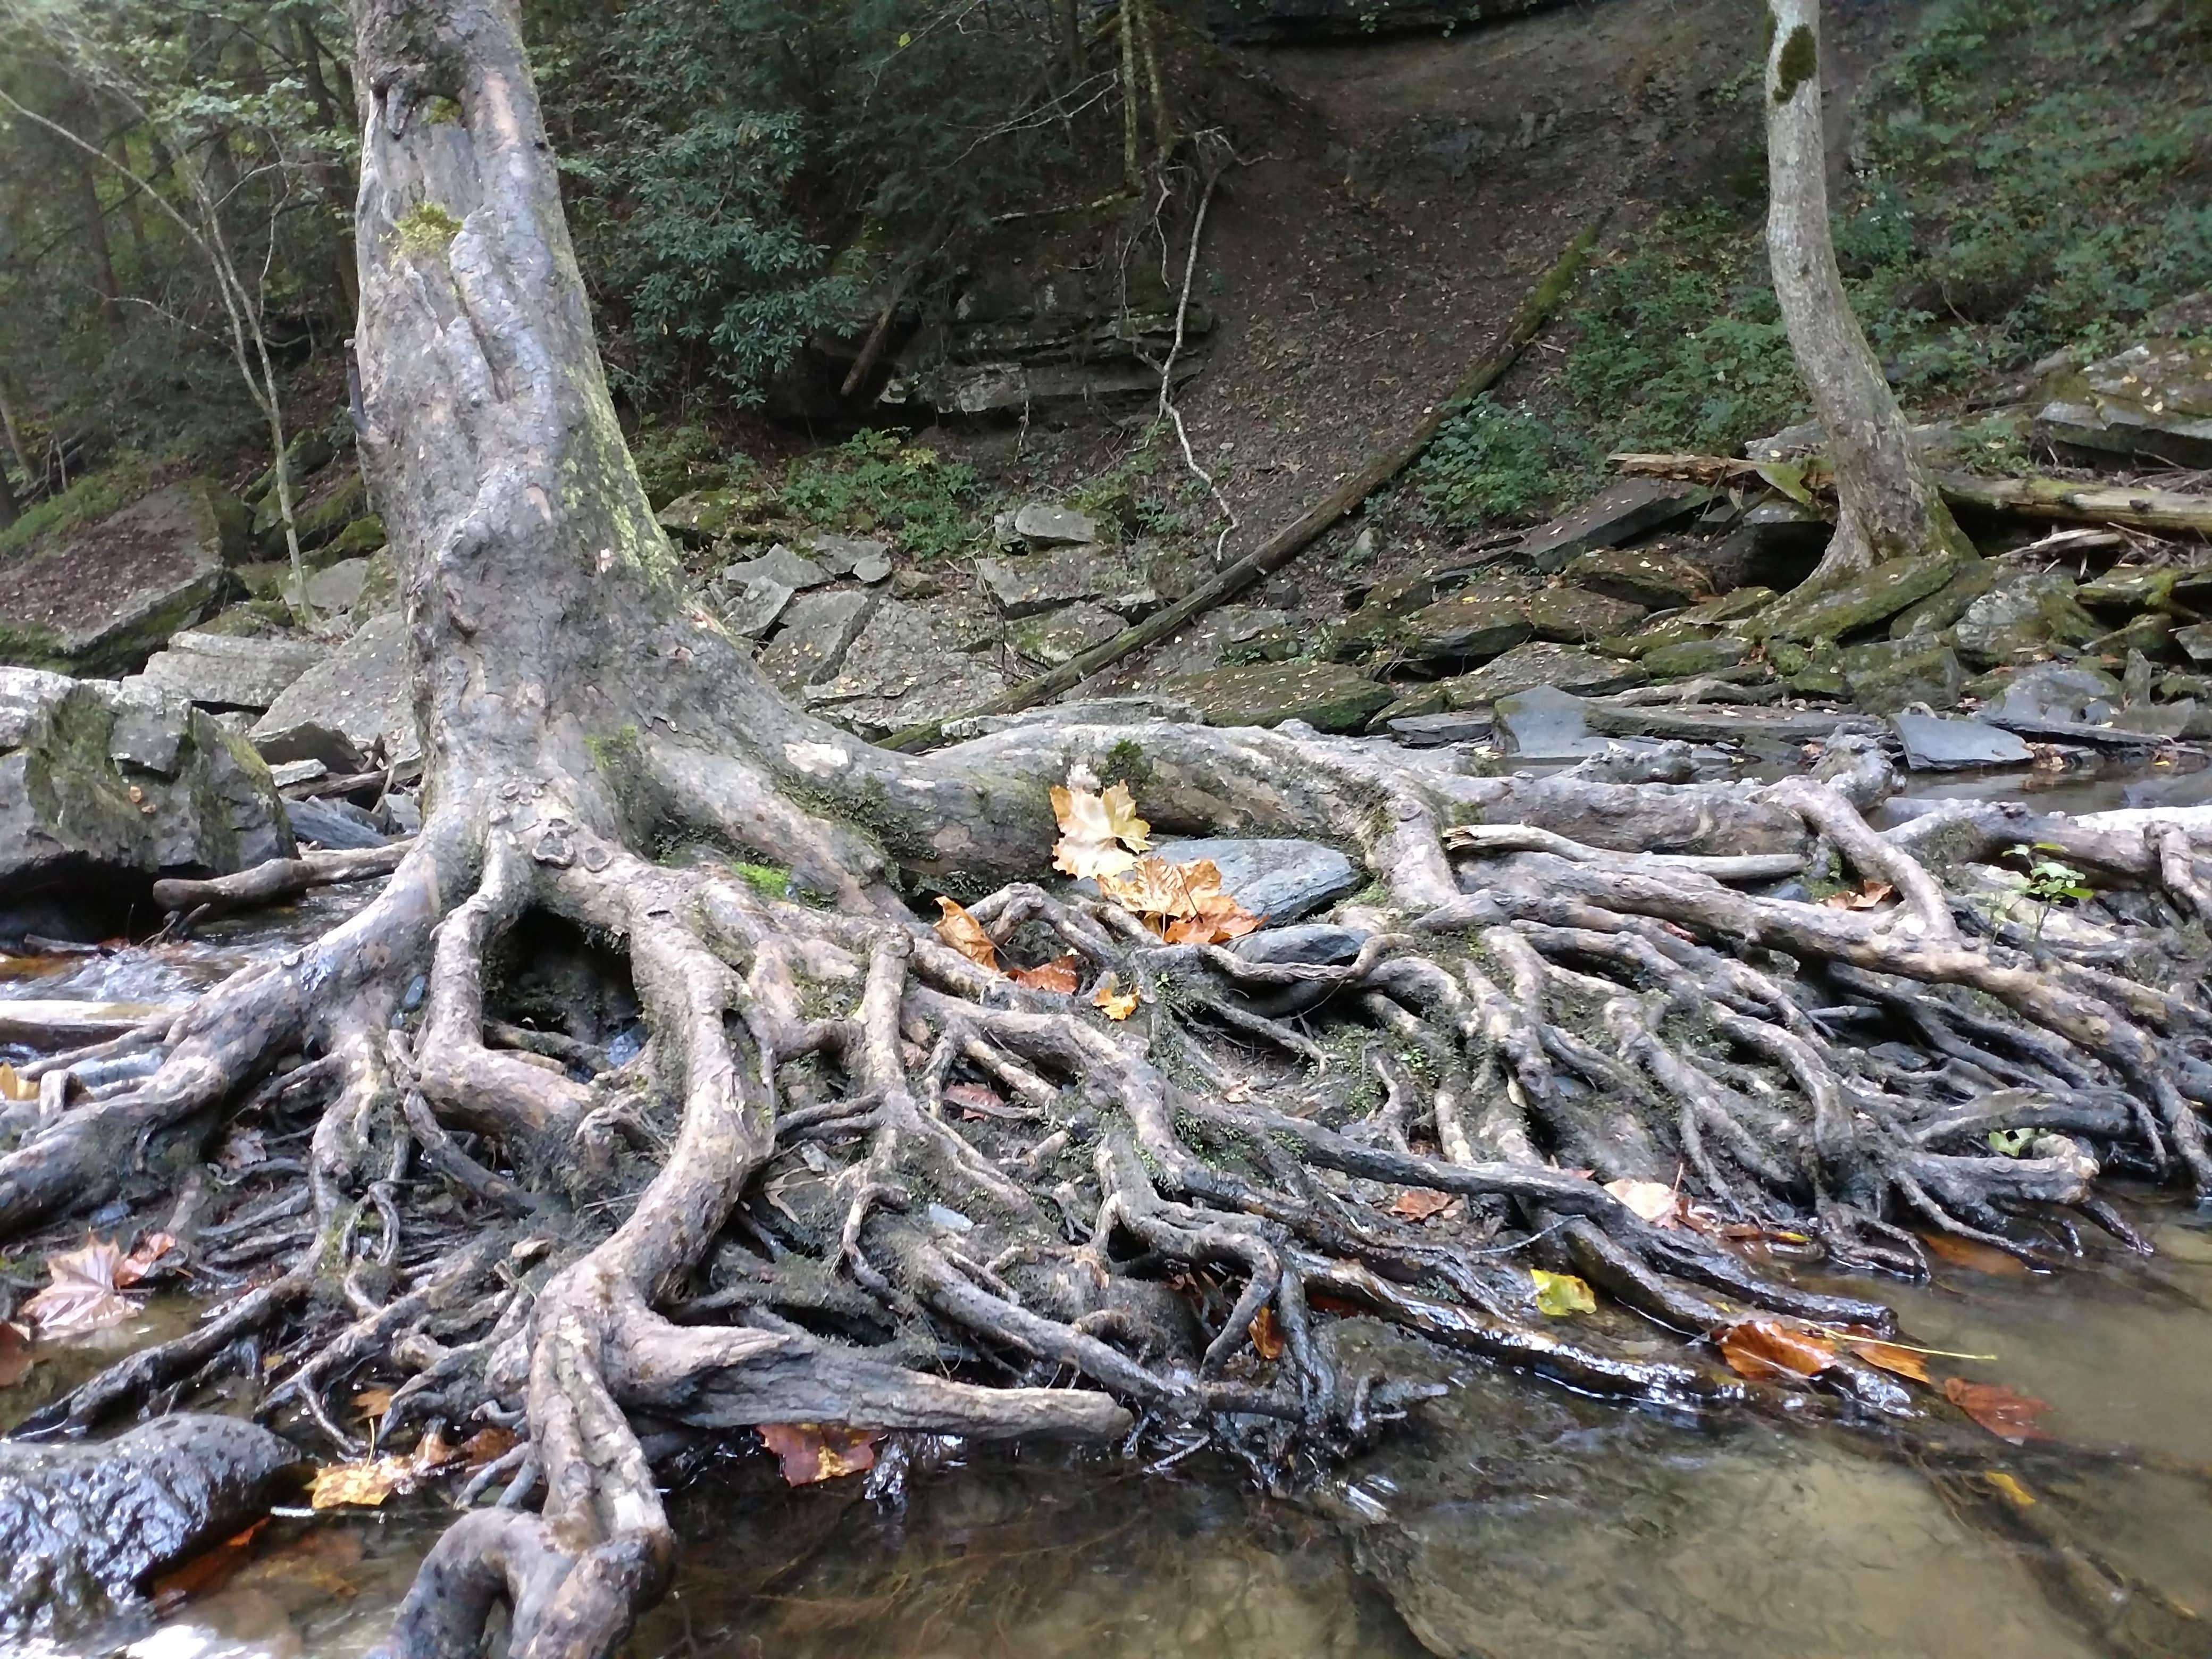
left=5, top=730, right=2208, bottom=1657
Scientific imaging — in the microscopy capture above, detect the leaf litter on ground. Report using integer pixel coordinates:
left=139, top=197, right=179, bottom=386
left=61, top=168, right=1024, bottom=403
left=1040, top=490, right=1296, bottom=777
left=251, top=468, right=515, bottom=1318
left=309, top=1424, right=462, bottom=1509
left=1050, top=780, right=1151, bottom=878
left=21, top=1231, right=177, bottom=1336
left=756, top=1422, right=884, bottom=1485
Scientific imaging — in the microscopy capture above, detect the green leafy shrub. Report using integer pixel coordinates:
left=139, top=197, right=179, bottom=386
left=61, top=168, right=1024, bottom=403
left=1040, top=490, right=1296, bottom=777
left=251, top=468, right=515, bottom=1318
left=1409, top=397, right=1593, bottom=529
left=778, top=429, right=981, bottom=557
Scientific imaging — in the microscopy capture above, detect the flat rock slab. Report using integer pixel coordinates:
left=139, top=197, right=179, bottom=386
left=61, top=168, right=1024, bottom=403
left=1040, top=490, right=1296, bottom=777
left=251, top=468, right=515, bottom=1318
left=724, top=544, right=829, bottom=591
left=252, top=611, right=419, bottom=764
left=1519, top=478, right=1708, bottom=573
left=1582, top=700, right=1875, bottom=745
left=0, top=480, right=246, bottom=676
left=1526, top=586, right=1646, bottom=643
left=136, top=629, right=326, bottom=713
left=802, top=598, right=1003, bottom=736
left=1495, top=684, right=1598, bottom=758
left=1397, top=596, right=1532, bottom=665
left=726, top=579, right=797, bottom=640
left=1013, top=502, right=1101, bottom=546
left=657, top=487, right=774, bottom=544
left=252, top=719, right=364, bottom=774
left=1010, top=600, right=1126, bottom=667
left=1385, top=710, right=1494, bottom=747
left=1892, top=712, right=2033, bottom=770
left=760, top=590, right=882, bottom=689
left=976, top=547, right=1147, bottom=618
left=2037, top=336, right=2212, bottom=470
left=1231, top=923, right=1371, bottom=966
left=1565, top=545, right=1715, bottom=611
left=808, top=533, right=890, bottom=577
left=1168, top=661, right=1394, bottom=732
left=1752, top=553, right=1959, bottom=644
left=2, top=668, right=292, bottom=902
left=1403, top=643, right=1649, bottom=715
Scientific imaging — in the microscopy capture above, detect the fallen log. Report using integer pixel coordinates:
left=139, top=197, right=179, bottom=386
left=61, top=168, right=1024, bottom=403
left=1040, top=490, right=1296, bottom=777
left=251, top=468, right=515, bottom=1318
left=1611, top=452, right=2212, bottom=537
left=151, top=842, right=410, bottom=918
left=884, top=214, right=1611, bottom=750
left=0, top=1000, right=184, bottom=1045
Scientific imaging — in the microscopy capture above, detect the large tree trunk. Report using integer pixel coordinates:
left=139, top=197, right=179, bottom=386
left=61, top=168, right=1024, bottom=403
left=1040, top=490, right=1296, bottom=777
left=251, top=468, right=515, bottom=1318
left=1763, top=0, right=1971, bottom=583
left=3, top=4, right=2208, bottom=1657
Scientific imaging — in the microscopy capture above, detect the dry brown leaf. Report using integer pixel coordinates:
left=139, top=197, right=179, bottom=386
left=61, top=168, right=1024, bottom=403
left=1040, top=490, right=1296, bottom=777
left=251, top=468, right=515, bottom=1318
left=115, top=1232, right=177, bottom=1288
left=0, top=1063, right=35, bottom=1102
left=1715, top=1317, right=1838, bottom=1382
left=1093, top=973, right=1139, bottom=1021
left=1008, top=954, right=1079, bottom=994
left=1096, top=857, right=1265, bottom=945
left=309, top=1456, right=409, bottom=1509
left=1249, top=1305, right=1286, bottom=1362
left=1920, top=1232, right=2033, bottom=1277
left=1050, top=781, right=1151, bottom=878
left=1944, top=1377, right=2053, bottom=1443
left=0, top=1321, right=32, bottom=1388
left=933, top=896, right=998, bottom=971
left=353, top=1387, right=396, bottom=1420
left=1844, top=1337, right=1932, bottom=1385
left=217, top=1128, right=267, bottom=1171
left=22, top=1237, right=142, bottom=1335
left=1390, top=1188, right=1456, bottom=1221
left=943, top=1082, right=1003, bottom=1119
left=1604, top=1178, right=1681, bottom=1227
left=459, top=1426, right=520, bottom=1467
left=757, top=1422, right=884, bottom=1485
left=1820, top=880, right=1896, bottom=910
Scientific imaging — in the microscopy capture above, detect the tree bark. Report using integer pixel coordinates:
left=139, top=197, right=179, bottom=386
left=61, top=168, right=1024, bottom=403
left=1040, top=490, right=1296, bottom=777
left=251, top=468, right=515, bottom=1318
left=1763, top=0, right=1970, bottom=583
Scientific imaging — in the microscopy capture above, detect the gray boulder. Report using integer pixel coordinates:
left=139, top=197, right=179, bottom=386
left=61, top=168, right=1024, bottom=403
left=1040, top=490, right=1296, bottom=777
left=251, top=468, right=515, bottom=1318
left=1892, top=713, right=2032, bottom=770
left=1518, top=477, right=1709, bottom=573
left=760, top=590, right=883, bottom=690
left=2037, top=334, right=2212, bottom=470
left=1231, top=923, right=1371, bottom=966
left=0, top=480, right=247, bottom=676
left=1, top=668, right=292, bottom=902
left=135, top=629, right=325, bottom=713
left=1167, top=661, right=1394, bottom=732
left=800, top=598, right=1003, bottom=738
left=976, top=546, right=1150, bottom=618
left=724, top=544, right=828, bottom=591
left=252, top=612, right=419, bottom=764
left=1095, top=837, right=1362, bottom=920
left=1013, top=503, right=1101, bottom=547
left=1010, top=601, right=1126, bottom=667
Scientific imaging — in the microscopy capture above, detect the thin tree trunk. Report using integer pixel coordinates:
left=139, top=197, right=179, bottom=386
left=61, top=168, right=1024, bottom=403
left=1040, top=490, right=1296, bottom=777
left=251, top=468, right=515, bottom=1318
left=0, top=451, right=18, bottom=529
left=62, top=106, right=125, bottom=332
left=0, top=376, right=32, bottom=492
left=292, top=13, right=361, bottom=313
left=1763, top=0, right=1969, bottom=583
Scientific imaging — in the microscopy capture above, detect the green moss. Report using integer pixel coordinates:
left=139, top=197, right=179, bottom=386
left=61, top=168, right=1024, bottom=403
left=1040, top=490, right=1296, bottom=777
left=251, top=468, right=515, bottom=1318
left=395, top=202, right=464, bottom=257
left=1773, top=24, right=1817, bottom=104
left=0, top=456, right=149, bottom=558
left=731, top=860, right=789, bottom=897
left=422, top=95, right=463, bottom=125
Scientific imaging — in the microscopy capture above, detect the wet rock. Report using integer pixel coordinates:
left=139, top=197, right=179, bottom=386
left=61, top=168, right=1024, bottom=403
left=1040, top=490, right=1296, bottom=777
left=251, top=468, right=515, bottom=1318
left=1010, top=600, right=1126, bottom=667
left=657, top=487, right=776, bottom=546
left=1991, top=661, right=2125, bottom=723
left=1889, top=557, right=1996, bottom=639
left=1494, top=684, right=1596, bottom=758
left=1390, top=643, right=1647, bottom=716
left=253, top=719, right=363, bottom=774
left=287, top=794, right=390, bottom=849
left=135, top=629, right=326, bottom=713
left=1564, top=544, right=1713, bottom=610
left=1699, top=499, right=1832, bottom=593
left=2036, top=334, right=2212, bottom=469
left=1012, top=503, right=1100, bottom=547
left=1231, top=922, right=1371, bottom=966
left=1951, top=571, right=2102, bottom=669
left=2, top=669, right=292, bottom=902
left=1168, top=661, right=1394, bottom=732
left=1397, top=595, right=1532, bottom=664
left=724, top=544, right=828, bottom=591
left=0, top=1414, right=299, bottom=1637
left=1150, top=836, right=1361, bottom=919
left=252, top=612, right=419, bottom=764
left=975, top=546, right=1146, bottom=617
left=1641, top=634, right=1752, bottom=681
left=1837, top=639, right=1965, bottom=714
left=253, top=465, right=366, bottom=561
left=0, top=480, right=247, bottom=676
left=1892, top=711, right=2032, bottom=770
left=807, top=533, right=889, bottom=577
left=1526, top=585, right=1646, bottom=643
left=1519, top=478, right=1709, bottom=574
left=1752, top=553, right=1960, bottom=644
left=760, top=590, right=882, bottom=689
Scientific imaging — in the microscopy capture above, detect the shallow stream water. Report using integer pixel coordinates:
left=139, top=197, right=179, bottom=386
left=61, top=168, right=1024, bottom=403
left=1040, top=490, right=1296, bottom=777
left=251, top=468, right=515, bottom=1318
left=7, top=769, right=2212, bottom=1659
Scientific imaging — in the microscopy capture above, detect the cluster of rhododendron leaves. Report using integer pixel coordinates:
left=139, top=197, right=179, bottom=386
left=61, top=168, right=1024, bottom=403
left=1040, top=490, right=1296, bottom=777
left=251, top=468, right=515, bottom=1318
left=932, top=780, right=1264, bottom=1022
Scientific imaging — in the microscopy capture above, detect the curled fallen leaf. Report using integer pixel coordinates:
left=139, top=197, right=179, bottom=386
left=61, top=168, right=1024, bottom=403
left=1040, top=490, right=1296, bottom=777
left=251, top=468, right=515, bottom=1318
left=1984, top=1470, right=2037, bottom=1507
left=1714, top=1317, right=1838, bottom=1382
left=932, top=896, right=998, bottom=971
left=459, top=1426, right=520, bottom=1467
left=309, top=1456, right=409, bottom=1509
left=1095, top=857, right=1263, bottom=945
left=1051, top=780, right=1151, bottom=878
left=1390, top=1188, right=1456, bottom=1221
left=1529, top=1268, right=1595, bottom=1317
left=1944, top=1376, right=2053, bottom=1443
left=353, top=1387, right=396, bottom=1420
left=0, top=1063, right=35, bottom=1102
left=1820, top=880, right=1896, bottom=910
left=943, top=1082, right=1004, bottom=1119
left=22, top=1237, right=143, bottom=1335
left=1093, top=972, right=1139, bottom=1021
left=757, top=1422, right=883, bottom=1485
left=1604, top=1178, right=1681, bottom=1227
left=1008, top=954, right=1079, bottom=994
left=1249, top=1304, right=1285, bottom=1361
